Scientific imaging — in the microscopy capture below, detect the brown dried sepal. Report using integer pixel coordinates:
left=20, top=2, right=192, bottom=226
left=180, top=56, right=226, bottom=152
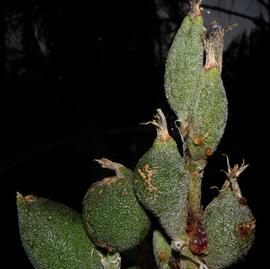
left=189, top=0, right=202, bottom=18
left=17, top=193, right=37, bottom=203
left=143, top=109, right=170, bottom=143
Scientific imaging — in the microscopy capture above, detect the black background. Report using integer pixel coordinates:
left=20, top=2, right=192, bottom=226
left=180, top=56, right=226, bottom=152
left=1, top=0, right=268, bottom=268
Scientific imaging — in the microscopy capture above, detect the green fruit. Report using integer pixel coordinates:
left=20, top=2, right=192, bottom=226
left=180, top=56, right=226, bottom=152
left=82, top=159, right=150, bottom=253
left=153, top=230, right=177, bottom=269
left=134, top=109, right=188, bottom=242
left=204, top=164, right=255, bottom=269
left=187, top=41, right=227, bottom=160
left=164, top=1, right=204, bottom=125
left=17, top=193, right=102, bottom=269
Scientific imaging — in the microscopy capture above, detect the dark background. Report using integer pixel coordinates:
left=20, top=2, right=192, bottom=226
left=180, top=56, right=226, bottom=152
left=1, top=0, right=269, bottom=268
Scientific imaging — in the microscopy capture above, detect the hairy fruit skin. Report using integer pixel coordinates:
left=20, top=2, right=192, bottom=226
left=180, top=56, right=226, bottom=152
left=17, top=194, right=102, bottom=269
left=204, top=184, right=255, bottom=269
left=164, top=5, right=204, bottom=124
left=82, top=161, right=150, bottom=253
left=153, top=230, right=179, bottom=269
left=187, top=65, right=227, bottom=160
left=134, top=110, right=188, bottom=241
left=16, top=1, right=256, bottom=268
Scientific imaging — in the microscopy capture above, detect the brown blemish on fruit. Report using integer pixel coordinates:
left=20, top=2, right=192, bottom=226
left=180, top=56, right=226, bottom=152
left=158, top=251, right=170, bottom=264
left=98, top=176, right=118, bottom=186
left=237, top=219, right=256, bottom=237
left=138, top=164, right=157, bottom=192
left=19, top=194, right=37, bottom=203
left=239, top=196, right=247, bottom=205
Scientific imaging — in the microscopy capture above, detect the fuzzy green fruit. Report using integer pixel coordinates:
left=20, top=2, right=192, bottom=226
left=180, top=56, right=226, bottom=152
left=17, top=193, right=103, bottom=269
left=187, top=40, right=227, bottom=160
left=82, top=159, right=150, bottom=253
left=204, top=161, right=256, bottom=269
left=164, top=1, right=204, bottom=125
left=153, top=230, right=177, bottom=269
left=134, top=109, right=188, bottom=242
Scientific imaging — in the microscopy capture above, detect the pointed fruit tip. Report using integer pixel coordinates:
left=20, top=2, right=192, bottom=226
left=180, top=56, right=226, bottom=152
left=189, top=0, right=202, bottom=17
left=94, top=158, right=124, bottom=176
left=16, top=192, right=23, bottom=200
left=17, top=192, right=36, bottom=203
left=153, top=109, right=171, bottom=142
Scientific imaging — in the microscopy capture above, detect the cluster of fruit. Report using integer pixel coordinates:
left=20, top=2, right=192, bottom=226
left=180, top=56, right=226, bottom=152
left=17, top=1, right=255, bottom=268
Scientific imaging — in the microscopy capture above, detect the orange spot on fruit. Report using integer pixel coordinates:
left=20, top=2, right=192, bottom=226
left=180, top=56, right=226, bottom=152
left=238, top=219, right=256, bottom=237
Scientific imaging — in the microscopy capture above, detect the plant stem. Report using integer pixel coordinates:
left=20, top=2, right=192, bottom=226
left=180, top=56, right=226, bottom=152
left=185, top=158, right=206, bottom=221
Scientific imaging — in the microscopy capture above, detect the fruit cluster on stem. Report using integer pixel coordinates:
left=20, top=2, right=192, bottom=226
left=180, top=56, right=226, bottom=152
left=17, top=1, right=255, bottom=269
